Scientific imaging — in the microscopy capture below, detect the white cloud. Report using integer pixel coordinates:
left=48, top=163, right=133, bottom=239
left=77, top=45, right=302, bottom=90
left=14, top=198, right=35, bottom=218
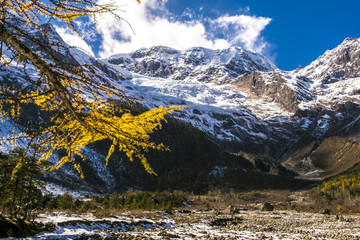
left=56, top=0, right=272, bottom=58
left=54, top=26, right=95, bottom=57
left=211, top=15, right=272, bottom=53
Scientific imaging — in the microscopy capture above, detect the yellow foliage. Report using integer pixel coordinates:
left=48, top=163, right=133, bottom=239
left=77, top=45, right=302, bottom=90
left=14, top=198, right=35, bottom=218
left=316, top=165, right=360, bottom=197
left=337, top=205, right=343, bottom=213
left=38, top=103, right=182, bottom=176
left=0, top=0, right=182, bottom=177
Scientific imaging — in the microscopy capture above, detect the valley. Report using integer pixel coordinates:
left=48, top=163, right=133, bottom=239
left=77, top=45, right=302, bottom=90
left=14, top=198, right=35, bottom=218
left=11, top=189, right=360, bottom=239
left=27, top=210, right=360, bottom=239
left=0, top=19, right=360, bottom=239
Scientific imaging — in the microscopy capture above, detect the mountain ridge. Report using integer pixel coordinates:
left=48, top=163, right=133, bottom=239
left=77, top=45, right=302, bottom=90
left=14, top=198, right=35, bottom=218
left=1, top=26, right=359, bottom=195
left=104, top=45, right=276, bottom=84
left=102, top=37, right=360, bottom=179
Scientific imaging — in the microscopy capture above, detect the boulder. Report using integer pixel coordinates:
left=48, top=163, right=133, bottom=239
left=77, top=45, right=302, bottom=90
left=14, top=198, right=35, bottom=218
left=261, top=202, right=274, bottom=211
left=320, top=209, right=331, bottom=215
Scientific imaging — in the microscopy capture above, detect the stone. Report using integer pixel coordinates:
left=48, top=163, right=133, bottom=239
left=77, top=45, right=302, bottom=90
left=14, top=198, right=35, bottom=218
left=261, top=202, right=274, bottom=211
left=320, top=209, right=331, bottom=215
left=223, top=205, right=239, bottom=215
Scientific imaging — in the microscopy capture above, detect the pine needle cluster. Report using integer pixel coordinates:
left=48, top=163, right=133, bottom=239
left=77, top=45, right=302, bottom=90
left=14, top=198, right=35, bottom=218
left=0, top=0, right=180, bottom=176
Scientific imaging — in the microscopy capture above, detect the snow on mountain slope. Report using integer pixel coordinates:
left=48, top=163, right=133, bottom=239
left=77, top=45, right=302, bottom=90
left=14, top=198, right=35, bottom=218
left=103, top=46, right=276, bottom=84
left=103, top=39, right=359, bottom=121
left=298, top=77, right=360, bottom=109
left=231, top=38, right=360, bottom=115
left=299, top=38, right=360, bottom=84
left=288, top=38, right=360, bottom=109
left=111, top=74, right=270, bottom=142
left=99, top=52, right=318, bottom=161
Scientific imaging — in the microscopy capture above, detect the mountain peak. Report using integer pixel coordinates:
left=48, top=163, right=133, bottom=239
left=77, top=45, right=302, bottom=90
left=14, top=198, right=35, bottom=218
left=104, top=45, right=276, bottom=84
left=340, top=37, right=360, bottom=47
left=298, top=37, right=360, bottom=84
left=344, top=37, right=356, bottom=42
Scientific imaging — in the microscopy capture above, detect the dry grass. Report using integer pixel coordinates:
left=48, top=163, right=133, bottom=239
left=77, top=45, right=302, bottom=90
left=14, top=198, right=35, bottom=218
left=36, top=188, right=360, bottom=218
left=184, top=189, right=360, bottom=214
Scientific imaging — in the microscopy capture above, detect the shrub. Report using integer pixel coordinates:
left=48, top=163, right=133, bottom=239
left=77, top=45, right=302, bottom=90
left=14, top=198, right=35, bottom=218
left=57, top=193, right=74, bottom=210
left=315, top=163, right=360, bottom=200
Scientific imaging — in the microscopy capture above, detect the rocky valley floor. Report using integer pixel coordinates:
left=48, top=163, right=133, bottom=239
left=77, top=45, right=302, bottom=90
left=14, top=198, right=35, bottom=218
left=24, top=209, right=360, bottom=240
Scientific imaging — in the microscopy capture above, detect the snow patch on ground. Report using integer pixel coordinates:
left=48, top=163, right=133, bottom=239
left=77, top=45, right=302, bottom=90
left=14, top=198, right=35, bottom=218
left=21, top=210, right=360, bottom=239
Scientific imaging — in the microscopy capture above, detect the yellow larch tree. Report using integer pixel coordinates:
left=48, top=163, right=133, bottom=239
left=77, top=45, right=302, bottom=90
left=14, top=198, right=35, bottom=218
left=0, top=0, right=180, bottom=176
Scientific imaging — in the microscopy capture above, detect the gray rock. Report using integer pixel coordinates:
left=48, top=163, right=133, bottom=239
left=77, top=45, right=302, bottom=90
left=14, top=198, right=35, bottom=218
left=223, top=205, right=239, bottom=215
left=261, top=202, right=274, bottom=211
left=320, top=209, right=331, bottom=215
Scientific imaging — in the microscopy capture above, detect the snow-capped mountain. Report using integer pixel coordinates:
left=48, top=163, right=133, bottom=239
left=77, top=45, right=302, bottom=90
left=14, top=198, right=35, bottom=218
left=101, top=38, right=360, bottom=180
left=1, top=22, right=359, bottom=194
left=300, top=38, right=360, bottom=83
left=104, top=46, right=276, bottom=84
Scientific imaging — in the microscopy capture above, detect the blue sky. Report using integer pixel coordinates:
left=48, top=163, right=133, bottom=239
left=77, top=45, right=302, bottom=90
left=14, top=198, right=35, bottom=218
left=166, top=0, right=360, bottom=70
left=57, top=0, right=360, bottom=70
